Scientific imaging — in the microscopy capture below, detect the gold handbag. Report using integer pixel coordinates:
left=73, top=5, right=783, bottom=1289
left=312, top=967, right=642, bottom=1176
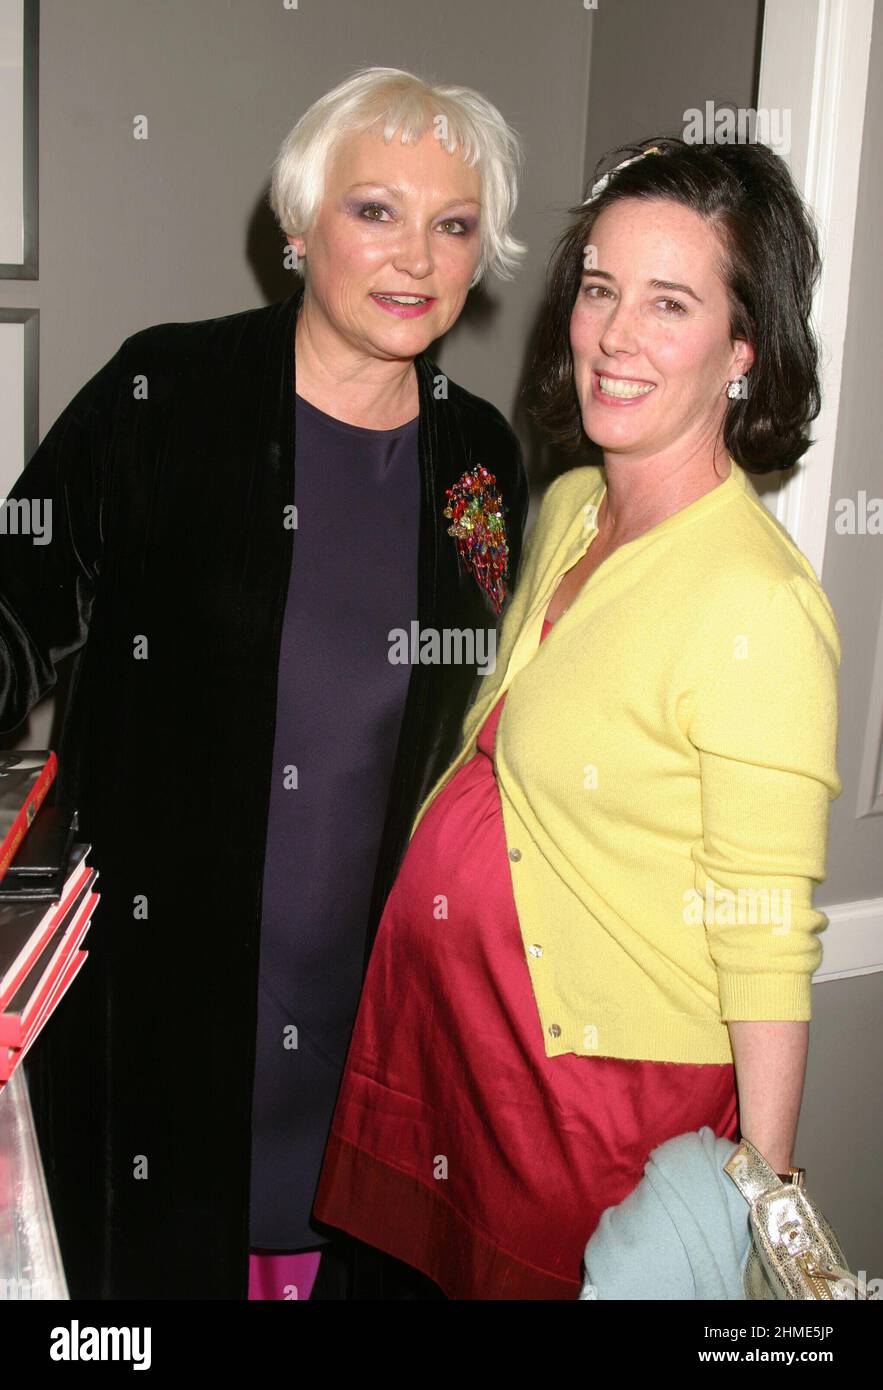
left=723, top=1138, right=875, bottom=1300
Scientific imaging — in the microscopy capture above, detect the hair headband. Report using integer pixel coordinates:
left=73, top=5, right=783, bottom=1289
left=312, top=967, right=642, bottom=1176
left=583, top=145, right=664, bottom=204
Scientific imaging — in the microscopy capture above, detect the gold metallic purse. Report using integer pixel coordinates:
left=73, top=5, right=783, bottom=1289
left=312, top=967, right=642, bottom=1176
left=723, top=1138, right=875, bottom=1300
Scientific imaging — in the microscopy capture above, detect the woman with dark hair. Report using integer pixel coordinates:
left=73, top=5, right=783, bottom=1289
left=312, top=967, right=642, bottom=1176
left=314, top=136, right=842, bottom=1298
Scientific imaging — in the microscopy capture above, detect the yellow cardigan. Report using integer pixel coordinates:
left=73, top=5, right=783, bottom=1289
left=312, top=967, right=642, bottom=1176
left=409, top=458, right=842, bottom=1064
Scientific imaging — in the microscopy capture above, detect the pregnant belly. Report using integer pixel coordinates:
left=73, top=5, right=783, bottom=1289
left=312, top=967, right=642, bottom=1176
left=382, top=747, right=529, bottom=984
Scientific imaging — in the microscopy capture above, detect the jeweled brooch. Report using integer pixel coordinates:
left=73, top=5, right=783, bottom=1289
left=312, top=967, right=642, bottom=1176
left=443, top=465, right=509, bottom=614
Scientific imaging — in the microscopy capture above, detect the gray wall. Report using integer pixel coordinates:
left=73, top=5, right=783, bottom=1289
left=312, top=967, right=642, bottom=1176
left=582, top=0, right=762, bottom=180
left=1, top=0, right=879, bottom=1284
left=820, top=2, right=883, bottom=906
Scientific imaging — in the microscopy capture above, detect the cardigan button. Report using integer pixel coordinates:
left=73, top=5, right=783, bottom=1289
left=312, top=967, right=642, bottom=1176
left=528, top=944, right=543, bottom=957
left=508, top=847, right=522, bottom=861
left=548, top=1024, right=562, bottom=1038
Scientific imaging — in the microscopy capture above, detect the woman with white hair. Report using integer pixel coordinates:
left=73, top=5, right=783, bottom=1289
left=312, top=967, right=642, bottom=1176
left=0, top=66, right=528, bottom=1300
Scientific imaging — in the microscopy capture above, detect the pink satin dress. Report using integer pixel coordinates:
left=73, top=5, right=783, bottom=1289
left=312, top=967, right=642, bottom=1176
left=314, top=617, right=740, bottom=1298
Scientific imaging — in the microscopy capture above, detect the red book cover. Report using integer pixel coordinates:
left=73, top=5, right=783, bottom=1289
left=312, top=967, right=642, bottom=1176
left=0, top=948, right=89, bottom=1089
left=0, top=887, right=98, bottom=1048
left=0, top=751, right=58, bottom=884
left=0, top=849, right=92, bottom=1010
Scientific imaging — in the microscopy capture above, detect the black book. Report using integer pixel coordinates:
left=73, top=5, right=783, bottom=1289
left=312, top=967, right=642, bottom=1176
left=0, top=866, right=98, bottom=1053
left=0, top=844, right=91, bottom=1007
left=0, top=804, right=78, bottom=902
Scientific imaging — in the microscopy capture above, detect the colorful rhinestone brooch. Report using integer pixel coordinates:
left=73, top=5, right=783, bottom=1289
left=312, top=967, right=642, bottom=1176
left=443, top=465, right=510, bottom=614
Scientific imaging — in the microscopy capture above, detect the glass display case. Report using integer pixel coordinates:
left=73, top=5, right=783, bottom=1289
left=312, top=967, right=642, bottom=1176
left=0, top=1064, right=68, bottom=1299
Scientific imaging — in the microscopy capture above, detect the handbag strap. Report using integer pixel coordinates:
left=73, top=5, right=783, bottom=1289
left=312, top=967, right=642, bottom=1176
left=723, top=1137, right=790, bottom=1204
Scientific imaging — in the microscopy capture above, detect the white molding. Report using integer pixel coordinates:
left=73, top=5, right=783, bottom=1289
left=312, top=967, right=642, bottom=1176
left=856, top=593, right=883, bottom=817
left=815, top=896, right=883, bottom=981
left=757, top=0, right=875, bottom=580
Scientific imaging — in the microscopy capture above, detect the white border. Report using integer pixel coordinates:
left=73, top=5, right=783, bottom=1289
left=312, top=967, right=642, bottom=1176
left=760, top=0, right=882, bottom=978
left=816, top=897, right=883, bottom=981
left=758, top=0, right=875, bottom=581
left=0, top=307, right=38, bottom=483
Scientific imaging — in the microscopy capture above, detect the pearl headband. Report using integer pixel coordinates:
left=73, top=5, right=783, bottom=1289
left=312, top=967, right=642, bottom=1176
left=583, top=145, right=664, bottom=204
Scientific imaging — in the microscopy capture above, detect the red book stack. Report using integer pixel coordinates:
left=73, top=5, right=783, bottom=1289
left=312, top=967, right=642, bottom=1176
left=0, top=753, right=99, bottom=1090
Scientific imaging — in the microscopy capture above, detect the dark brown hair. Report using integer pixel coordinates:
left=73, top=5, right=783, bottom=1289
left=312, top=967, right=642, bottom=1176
left=528, top=136, right=822, bottom=473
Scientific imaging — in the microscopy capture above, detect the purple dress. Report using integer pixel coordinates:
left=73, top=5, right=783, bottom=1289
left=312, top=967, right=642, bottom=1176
left=248, top=392, right=419, bottom=1251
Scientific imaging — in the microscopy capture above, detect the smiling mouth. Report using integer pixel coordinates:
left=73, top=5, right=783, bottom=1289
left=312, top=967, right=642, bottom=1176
left=371, top=293, right=433, bottom=305
left=596, top=373, right=656, bottom=399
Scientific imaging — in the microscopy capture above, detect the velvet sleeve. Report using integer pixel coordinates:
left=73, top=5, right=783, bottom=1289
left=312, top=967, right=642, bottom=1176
left=503, top=431, right=529, bottom=597
left=0, top=344, right=125, bottom=732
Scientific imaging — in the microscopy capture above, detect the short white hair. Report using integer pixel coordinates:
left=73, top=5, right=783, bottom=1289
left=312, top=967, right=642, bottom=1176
left=269, top=66, right=526, bottom=287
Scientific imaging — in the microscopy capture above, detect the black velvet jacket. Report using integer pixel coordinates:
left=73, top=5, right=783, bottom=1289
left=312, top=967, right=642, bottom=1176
left=0, top=287, right=528, bottom=1298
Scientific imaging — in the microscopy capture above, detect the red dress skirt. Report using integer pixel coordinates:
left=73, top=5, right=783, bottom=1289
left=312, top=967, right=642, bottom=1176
left=314, top=617, right=740, bottom=1298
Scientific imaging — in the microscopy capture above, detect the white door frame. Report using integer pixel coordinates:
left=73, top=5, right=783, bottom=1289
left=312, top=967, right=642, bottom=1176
left=758, top=0, right=875, bottom=582
left=759, top=0, right=881, bottom=982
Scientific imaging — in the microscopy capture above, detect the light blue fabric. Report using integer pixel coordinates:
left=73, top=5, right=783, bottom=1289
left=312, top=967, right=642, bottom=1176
left=579, top=1127, right=753, bottom=1300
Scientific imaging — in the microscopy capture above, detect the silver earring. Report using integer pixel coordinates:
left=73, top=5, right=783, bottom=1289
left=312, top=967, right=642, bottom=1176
left=726, top=380, right=741, bottom=399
